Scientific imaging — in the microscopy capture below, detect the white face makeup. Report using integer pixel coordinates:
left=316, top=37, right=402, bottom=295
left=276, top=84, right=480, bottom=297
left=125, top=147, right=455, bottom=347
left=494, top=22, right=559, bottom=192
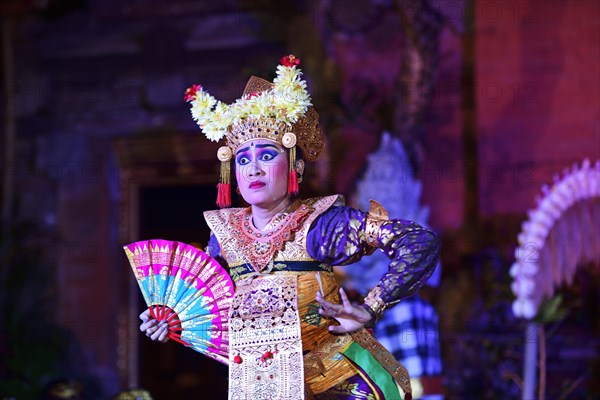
left=235, top=139, right=289, bottom=209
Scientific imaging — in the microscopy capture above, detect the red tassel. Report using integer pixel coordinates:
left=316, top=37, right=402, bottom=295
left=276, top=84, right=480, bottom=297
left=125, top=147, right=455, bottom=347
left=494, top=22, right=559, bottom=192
left=216, top=182, right=231, bottom=208
left=287, top=170, right=298, bottom=196
left=216, top=183, right=223, bottom=207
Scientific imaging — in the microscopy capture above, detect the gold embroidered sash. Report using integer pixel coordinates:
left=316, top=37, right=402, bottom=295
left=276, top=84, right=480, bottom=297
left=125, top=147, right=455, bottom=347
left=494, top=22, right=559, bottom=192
left=228, top=275, right=305, bottom=399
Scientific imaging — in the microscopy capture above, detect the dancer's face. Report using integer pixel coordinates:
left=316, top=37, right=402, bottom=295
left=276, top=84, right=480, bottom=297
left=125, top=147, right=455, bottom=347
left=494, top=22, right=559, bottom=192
left=235, top=139, right=289, bottom=209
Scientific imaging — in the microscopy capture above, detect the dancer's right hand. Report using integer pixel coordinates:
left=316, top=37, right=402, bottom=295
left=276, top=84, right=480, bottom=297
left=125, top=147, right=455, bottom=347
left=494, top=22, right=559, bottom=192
left=139, top=309, right=170, bottom=343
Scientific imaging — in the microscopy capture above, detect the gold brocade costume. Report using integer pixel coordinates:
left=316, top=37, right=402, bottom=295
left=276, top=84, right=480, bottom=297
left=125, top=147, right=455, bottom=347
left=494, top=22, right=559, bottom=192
left=204, top=196, right=411, bottom=398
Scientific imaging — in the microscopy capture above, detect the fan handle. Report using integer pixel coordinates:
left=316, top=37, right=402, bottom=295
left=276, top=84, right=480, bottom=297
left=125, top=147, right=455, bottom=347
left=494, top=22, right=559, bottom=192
left=147, top=305, right=191, bottom=346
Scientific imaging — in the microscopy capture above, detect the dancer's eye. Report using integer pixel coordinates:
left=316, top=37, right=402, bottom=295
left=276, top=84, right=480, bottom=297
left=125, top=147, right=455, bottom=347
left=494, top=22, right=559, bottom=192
left=236, top=155, right=250, bottom=165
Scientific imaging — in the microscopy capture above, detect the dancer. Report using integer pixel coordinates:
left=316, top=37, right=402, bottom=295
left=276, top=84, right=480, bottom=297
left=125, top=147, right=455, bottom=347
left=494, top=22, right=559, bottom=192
left=139, top=55, right=440, bottom=399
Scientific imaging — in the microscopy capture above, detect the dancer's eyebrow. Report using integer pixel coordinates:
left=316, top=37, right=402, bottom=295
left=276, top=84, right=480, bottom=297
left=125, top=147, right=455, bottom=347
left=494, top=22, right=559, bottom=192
left=236, top=144, right=280, bottom=155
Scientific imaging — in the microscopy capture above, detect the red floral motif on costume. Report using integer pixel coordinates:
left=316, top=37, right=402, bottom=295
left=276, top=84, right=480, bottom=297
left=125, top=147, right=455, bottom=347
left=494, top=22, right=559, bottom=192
left=231, top=202, right=311, bottom=272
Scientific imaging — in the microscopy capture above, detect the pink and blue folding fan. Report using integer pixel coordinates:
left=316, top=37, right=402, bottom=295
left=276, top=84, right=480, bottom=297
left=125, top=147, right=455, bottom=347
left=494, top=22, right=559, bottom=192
left=123, top=239, right=234, bottom=365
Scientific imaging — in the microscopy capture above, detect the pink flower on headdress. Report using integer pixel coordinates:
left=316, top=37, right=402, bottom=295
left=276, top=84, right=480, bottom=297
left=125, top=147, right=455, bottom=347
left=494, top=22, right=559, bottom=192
left=184, top=84, right=202, bottom=102
left=245, top=91, right=260, bottom=100
left=280, top=54, right=300, bottom=67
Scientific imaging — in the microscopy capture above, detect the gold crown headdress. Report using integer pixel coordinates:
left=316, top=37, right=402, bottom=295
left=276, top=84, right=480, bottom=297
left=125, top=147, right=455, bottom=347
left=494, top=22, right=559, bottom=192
left=185, top=55, right=325, bottom=208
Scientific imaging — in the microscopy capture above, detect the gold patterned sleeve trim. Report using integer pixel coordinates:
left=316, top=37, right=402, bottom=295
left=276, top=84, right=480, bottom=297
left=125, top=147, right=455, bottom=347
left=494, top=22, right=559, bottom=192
left=364, top=199, right=389, bottom=248
left=362, top=286, right=385, bottom=320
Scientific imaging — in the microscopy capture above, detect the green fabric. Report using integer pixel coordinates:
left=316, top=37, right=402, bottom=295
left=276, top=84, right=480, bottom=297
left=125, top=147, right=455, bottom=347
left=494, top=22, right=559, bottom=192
left=342, top=342, right=401, bottom=399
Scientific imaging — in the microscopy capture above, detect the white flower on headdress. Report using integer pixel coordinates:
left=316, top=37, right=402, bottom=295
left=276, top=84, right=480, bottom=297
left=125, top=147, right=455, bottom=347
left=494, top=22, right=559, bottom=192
left=273, top=65, right=311, bottom=123
left=206, top=102, right=229, bottom=141
left=185, top=55, right=312, bottom=142
left=188, top=87, right=227, bottom=141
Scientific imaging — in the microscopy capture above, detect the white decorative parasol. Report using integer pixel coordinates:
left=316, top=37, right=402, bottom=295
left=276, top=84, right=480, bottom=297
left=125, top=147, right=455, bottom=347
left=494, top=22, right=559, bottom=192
left=510, top=159, right=600, bottom=400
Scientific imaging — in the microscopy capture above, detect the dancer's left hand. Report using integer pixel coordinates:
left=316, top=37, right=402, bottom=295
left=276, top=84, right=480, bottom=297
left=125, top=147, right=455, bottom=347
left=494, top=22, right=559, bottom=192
left=316, top=288, right=372, bottom=334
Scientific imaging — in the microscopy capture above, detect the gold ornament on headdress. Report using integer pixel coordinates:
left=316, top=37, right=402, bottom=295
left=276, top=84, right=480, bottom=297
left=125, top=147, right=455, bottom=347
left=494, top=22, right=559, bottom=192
left=184, top=55, right=325, bottom=207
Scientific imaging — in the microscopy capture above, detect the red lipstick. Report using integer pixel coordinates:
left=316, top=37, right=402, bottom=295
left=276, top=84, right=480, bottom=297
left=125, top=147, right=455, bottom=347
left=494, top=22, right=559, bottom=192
left=249, top=181, right=266, bottom=189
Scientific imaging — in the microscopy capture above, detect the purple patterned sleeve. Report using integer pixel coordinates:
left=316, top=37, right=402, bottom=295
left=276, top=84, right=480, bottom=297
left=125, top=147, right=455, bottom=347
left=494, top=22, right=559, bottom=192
left=306, top=206, right=440, bottom=317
